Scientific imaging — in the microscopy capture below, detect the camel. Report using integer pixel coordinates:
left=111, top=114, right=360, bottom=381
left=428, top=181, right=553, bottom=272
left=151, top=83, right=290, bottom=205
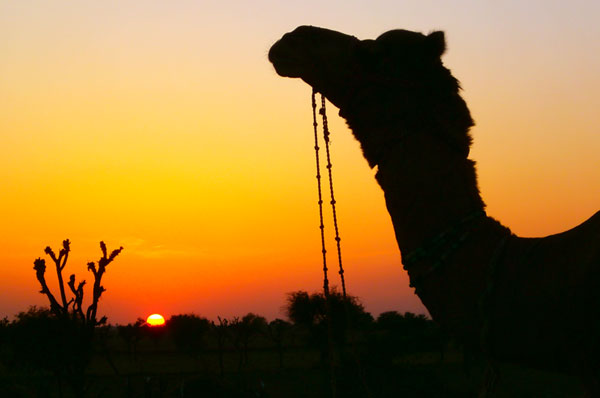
left=269, top=26, right=600, bottom=395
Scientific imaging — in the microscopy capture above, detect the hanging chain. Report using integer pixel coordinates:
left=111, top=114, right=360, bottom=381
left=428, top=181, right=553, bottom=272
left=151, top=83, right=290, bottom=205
left=319, top=95, right=347, bottom=298
left=312, top=89, right=347, bottom=298
left=312, top=89, right=331, bottom=297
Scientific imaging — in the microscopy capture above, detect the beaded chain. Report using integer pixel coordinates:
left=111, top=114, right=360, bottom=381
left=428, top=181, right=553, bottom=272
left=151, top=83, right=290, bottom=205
left=311, top=89, right=347, bottom=298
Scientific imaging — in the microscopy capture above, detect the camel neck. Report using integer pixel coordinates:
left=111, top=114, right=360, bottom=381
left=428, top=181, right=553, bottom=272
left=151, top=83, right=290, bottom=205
left=371, top=128, right=486, bottom=258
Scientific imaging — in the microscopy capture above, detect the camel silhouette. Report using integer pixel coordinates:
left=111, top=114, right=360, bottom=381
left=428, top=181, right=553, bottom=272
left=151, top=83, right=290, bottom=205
left=269, top=26, right=600, bottom=396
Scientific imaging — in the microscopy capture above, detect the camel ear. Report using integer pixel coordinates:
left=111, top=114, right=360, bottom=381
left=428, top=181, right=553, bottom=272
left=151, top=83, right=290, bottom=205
left=425, top=31, right=446, bottom=58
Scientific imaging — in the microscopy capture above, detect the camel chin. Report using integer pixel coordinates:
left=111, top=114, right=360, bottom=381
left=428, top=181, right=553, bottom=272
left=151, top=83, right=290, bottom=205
left=269, top=58, right=302, bottom=79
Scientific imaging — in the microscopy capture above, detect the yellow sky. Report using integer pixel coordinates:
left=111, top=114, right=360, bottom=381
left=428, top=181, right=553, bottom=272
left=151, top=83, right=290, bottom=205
left=1, top=1, right=598, bottom=324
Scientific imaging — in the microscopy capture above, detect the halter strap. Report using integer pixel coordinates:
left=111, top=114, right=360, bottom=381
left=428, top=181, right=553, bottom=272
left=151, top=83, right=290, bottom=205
left=403, top=209, right=487, bottom=291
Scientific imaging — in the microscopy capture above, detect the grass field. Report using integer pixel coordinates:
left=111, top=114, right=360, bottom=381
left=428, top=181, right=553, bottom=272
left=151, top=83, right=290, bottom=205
left=1, top=337, right=585, bottom=397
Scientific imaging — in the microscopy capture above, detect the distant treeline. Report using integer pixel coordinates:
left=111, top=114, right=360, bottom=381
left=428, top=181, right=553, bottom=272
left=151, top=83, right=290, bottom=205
left=0, top=289, right=449, bottom=397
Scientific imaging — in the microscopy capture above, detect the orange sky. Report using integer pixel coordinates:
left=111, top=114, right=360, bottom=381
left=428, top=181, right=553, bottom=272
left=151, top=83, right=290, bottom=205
left=1, top=1, right=599, bottom=324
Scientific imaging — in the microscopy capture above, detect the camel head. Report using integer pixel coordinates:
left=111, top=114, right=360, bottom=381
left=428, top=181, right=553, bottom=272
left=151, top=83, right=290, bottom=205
left=269, top=26, right=446, bottom=110
left=269, top=26, right=473, bottom=166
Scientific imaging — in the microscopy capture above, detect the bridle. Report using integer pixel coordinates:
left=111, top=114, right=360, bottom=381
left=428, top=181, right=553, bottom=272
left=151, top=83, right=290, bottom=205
left=403, top=209, right=487, bottom=293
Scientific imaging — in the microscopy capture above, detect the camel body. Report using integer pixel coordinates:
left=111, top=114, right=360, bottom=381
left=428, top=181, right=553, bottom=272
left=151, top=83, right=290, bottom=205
left=269, top=26, right=600, bottom=392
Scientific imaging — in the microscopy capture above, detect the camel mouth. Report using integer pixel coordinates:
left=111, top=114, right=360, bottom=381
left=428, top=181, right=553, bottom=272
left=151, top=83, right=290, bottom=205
left=269, top=56, right=301, bottom=78
left=268, top=42, right=303, bottom=78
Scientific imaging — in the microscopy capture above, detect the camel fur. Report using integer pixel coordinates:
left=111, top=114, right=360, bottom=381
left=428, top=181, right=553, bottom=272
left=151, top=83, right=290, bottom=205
left=269, top=26, right=600, bottom=395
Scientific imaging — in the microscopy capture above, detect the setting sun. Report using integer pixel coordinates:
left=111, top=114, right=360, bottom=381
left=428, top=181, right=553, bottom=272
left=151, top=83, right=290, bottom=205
left=146, top=314, right=166, bottom=326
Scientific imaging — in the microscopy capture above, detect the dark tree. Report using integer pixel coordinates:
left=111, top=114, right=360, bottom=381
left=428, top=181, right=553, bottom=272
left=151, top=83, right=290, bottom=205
left=286, top=291, right=320, bottom=326
left=285, top=290, right=374, bottom=398
left=141, top=320, right=167, bottom=349
left=285, top=289, right=373, bottom=343
left=9, top=306, right=92, bottom=397
left=0, top=316, right=8, bottom=351
left=24, top=239, right=122, bottom=398
left=117, top=318, right=145, bottom=361
left=168, top=313, right=211, bottom=364
left=211, top=317, right=229, bottom=376
left=265, top=318, right=292, bottom=368
left=33, top=239, right=122, bottom=325
left=229, top=313, right=267, bottom=371
left=374, top=311, right=446, bottom=360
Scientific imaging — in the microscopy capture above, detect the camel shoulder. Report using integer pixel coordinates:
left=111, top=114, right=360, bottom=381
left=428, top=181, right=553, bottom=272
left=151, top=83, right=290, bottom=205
left=507, top=210, right=600, bottom=270
left=547, top=210, right=600, bottom=241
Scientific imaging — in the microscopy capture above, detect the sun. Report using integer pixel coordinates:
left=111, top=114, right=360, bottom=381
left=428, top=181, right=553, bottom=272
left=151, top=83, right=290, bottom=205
left=146, top=313, right=165, bottom=326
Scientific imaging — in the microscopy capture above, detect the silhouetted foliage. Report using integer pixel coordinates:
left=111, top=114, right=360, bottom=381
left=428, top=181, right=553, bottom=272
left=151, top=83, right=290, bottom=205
left=370, top=311, right=446, bottom=366
left=265, top=318, right=292, bottom=368
left=229, top=313, right=268, bottom=371
left=168, top=313, right=211, bottom=359
left=5, top=294, right=575, bottom=396
left=0, top=316, right=8, bottom=344
left=117, top=318, right=145, bottom=360
left=286, top=291, right=318, bottom=326
left=25, top=239, right=123, bottom=397
left=284, top=288, right=373, bottom=376
left=212, top=317, right=229, bottom=376
left=33, top=239, right=122, bottom=325
left=376, top=311, right=428, bottom=330
left=0, top=316, right=8, bottom=343
left=285, top=289, right=372, bottom=341
left=7, top=306, right=93, bottom=396
left=0, top=316, right=9, bottom=370
left=141, top=321, right=167, bottom=349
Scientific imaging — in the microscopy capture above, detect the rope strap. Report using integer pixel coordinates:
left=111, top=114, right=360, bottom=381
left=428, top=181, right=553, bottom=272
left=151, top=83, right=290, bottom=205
left=403, top=209, right=486, bottom=292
